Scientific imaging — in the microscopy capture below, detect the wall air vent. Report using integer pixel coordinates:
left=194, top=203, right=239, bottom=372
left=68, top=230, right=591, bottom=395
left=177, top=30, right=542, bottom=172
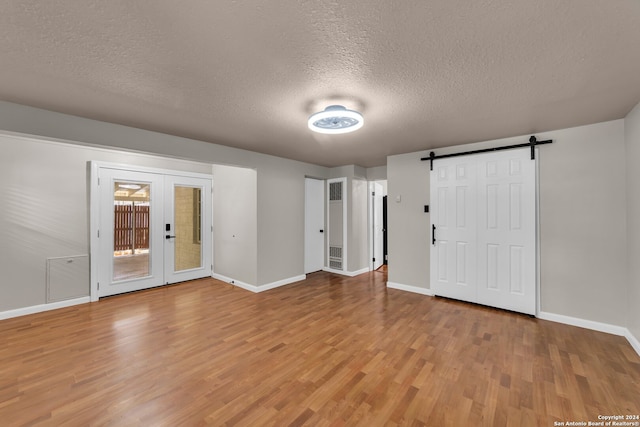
left=329, top=182, right=342, bottom=201
left=329, top=245, right=343, bottom=270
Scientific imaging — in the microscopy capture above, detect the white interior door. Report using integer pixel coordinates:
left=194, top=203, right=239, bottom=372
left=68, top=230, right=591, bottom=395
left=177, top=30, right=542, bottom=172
left=372, top=182, right=384, bottom=270
left=164, top=175, right=212, bottom=284
left=430, top=148, right=536, bottom=315
left=305, top=178, right=325, bottom=274
left=95, top=165, right=212, bottom=298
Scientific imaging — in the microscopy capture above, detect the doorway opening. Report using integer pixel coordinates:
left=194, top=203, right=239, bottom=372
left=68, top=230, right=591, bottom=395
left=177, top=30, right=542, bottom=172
left=370, top=180, right=388, bottom=271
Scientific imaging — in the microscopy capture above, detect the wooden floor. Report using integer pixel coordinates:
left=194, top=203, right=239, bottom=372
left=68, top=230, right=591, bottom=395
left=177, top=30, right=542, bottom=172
left=1, top=271, right=639, bottom=426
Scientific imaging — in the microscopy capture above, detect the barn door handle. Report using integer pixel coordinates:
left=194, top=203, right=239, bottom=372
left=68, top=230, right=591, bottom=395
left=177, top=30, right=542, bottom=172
left=432, top=225, right=436, bottom=246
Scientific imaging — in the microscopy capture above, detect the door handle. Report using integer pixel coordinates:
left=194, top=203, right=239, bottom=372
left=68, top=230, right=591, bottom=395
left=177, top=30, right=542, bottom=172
left=166, top=235, right=176, bottom=239
left=432, top=225, right=436, bottom=246
left=319, top=229, right=324, bottom=233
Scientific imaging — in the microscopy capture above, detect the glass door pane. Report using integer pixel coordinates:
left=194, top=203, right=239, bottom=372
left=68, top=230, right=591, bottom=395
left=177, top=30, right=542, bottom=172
left=97, top=167, right=163, bottom=298
left=173, top=186, right=202, bottom=272
left=164, top=176, right=211, bottom=285
left=113, top=181, right=151, bottom=281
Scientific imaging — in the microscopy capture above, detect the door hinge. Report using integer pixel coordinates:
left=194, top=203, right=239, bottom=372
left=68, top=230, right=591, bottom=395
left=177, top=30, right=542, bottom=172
left=97, top=229, right=100, bottom=238
left=372, top=257, right=375, bottom=262
left=97, top=177, right=100, bottom=186
left=97, top=282, right=100, bottom=290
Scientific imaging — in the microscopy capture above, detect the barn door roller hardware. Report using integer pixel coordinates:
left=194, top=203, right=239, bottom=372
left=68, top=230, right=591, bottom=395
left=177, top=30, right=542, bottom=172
left=421, top=135, right=553, bottom=170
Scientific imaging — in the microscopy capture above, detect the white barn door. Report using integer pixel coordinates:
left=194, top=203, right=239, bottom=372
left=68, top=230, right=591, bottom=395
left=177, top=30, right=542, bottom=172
left=476, top=150, right=536, bottom=314
left=430, top=148, right=536, bottom=315
left=430, top=159, right=477, bottom=303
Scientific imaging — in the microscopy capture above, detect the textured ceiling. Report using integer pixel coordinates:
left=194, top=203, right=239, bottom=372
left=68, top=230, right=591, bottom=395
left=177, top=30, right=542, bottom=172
left=1, top=1, right=639, bottom=167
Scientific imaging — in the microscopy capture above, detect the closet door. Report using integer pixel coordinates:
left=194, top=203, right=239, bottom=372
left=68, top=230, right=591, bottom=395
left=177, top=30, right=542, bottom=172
left=430, top=159, right=477, bottom=303
left=476, top=149, right=536, bottom=315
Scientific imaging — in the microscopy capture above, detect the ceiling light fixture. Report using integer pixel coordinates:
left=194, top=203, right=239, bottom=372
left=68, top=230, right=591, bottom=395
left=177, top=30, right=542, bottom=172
left=118, top=184, right=142, bottom=190
left=308, top=105, right=364, bottom=134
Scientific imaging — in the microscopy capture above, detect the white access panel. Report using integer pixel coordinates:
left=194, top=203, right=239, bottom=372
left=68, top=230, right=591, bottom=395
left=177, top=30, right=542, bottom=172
left=430, top=148, right=536, bottom=315
left=47, top=255, right=90, bottom=302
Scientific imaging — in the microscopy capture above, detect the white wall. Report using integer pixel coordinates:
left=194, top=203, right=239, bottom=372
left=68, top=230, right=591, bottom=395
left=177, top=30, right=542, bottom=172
left=0, top=101, right=330, bottom=312
left=625, top=101, right=640, bottom=343
left=0, top=132, right=211, bottom=312
left=538, top=121, right=627, bottom=325
left=387, top=154, right=430, bottom=288
left=366, top=166, right=387, bottom=181
left=387, top=120, right=629, bottom=327
left=256, top=159, right=329, bottom=286
left=213, top=165, right=257, bottom=285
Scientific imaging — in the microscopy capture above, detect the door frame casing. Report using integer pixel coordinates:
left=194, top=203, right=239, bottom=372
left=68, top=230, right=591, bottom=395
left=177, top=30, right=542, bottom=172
left=89, top=161, right=213, bottom=302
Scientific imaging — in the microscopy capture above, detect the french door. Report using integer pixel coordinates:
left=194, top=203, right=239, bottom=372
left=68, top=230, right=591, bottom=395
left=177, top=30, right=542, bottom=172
left=430, top=148, right=536, bottom=315
left=93, top=165, right=212, bottom=298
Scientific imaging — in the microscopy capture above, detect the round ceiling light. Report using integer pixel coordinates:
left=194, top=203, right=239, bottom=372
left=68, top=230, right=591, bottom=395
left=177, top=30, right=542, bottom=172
left=308, top=105, right=364, bottom=134
left=118, top=184, right=142, bottom=190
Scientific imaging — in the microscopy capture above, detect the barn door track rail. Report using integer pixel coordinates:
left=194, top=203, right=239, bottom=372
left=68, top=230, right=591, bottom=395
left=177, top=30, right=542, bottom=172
left=421, top=135, right=553, bottom=170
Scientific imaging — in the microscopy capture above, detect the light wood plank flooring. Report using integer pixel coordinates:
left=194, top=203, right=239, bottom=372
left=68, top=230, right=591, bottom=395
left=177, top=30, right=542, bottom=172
left=1, top=271, right=639, bottom=426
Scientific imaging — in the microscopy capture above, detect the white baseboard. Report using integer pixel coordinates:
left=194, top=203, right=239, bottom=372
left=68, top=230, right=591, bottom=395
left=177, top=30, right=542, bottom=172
left=211, top=273, right=256, bottom=292
left=257, top=275, right=306, bottom=292
left=386, top=281, right=435, bottom=296
left=625, top=329, right=640, bottom=357
left=379, top=290, right=640, bottom=358
left=322, top=267, right=370, bottom=277
left=537, top=311, right=627, bottom=336
left=538, top=311, right=640, bottom=357
left=211, top=273, right=306, bottom=293
left=0, top=297, right=91, bottom=321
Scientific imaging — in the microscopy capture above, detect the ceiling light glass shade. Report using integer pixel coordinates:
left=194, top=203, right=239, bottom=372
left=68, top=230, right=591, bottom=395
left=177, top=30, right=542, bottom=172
left=118, top=184, right=142, bottom=190
left=308, top=105, right=364, bottom=134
